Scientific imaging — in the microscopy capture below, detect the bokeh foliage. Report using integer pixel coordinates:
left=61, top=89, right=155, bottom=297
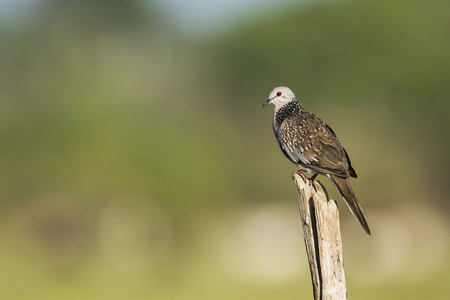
left=0, top=0, right=449, bottom=299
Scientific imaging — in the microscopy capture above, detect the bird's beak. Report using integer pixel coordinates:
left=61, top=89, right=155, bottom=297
left=262, top=98, right=272, bottom=108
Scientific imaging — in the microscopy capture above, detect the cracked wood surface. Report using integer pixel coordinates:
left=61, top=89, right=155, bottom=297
left=293, top=174, right=347, bottom=300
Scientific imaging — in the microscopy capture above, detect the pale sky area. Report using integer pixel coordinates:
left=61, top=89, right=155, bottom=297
left=0, top=0, right=41, bottom=17
left=151, top=0, right=300, bottom=32
left=0, top=0, right=303, bottom=33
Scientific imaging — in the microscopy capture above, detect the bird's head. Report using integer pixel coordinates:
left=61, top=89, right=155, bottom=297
left=262, top=86, right=296, bottom=110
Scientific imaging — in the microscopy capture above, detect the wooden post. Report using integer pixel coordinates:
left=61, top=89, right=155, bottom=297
left=292, top=174, right=347, bottom=300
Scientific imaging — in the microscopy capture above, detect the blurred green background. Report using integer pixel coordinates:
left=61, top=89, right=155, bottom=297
left=1, top=0, right=449, bottom=299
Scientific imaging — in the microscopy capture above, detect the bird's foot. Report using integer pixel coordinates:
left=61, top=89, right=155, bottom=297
left=291, top=170, right=309, bottom=182
left=291, top=170, right=318, bottom=185
left=309, top=174, right=318, bottom=184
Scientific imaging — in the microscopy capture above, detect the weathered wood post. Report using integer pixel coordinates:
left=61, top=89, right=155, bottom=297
left=292, top=173, right=347, bottom=300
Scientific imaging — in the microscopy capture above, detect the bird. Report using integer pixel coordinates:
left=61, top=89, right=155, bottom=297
left=263, top=86, right=371, bottom=235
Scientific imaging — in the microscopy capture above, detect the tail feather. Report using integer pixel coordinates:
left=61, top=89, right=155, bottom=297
left=328, top=174, right=371, bottom=235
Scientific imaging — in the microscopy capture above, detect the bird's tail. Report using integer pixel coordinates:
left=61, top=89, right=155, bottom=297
left=328, top=174, right=371, bottom=235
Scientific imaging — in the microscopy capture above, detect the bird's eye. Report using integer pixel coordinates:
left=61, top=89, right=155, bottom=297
left=276, top=92, right=282, bottom=97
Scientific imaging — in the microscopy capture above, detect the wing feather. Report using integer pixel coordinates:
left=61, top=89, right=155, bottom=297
left=277, top=110, right=351, bottom=177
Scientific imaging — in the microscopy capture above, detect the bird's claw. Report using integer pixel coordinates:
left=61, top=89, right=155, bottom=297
left=291, top=170, right=318, bottom=185
left=291, top=170, right=309, bottom=183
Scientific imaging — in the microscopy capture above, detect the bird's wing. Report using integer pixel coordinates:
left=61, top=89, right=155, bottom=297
left=277, top=112, right=350, bottom=177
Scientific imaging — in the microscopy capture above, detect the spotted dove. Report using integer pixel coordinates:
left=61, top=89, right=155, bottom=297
left=263, top=86, right=371, bottom=235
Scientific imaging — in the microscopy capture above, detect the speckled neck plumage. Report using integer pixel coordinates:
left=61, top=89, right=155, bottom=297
left=274, top=101, right=301, bottom=126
